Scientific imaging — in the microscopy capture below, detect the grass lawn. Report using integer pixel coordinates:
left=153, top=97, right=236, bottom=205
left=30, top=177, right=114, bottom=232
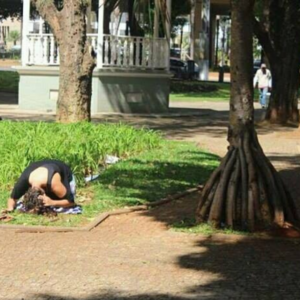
left=0, top=71, right=19, bottom=93
left=170, top=81, right=230, bottom=102
left=0, top=122, right=220, bottom=227
left=170, top=80, right=259, bottom=102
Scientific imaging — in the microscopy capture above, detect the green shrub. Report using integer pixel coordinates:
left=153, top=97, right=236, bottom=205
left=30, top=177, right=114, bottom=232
left=0, top=121, right=162, bottom=188
left=0, top=71, right=19, bottom=93
left=171, top=80, right=220, bottom=94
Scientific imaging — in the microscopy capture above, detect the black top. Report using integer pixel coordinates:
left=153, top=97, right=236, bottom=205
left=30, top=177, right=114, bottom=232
left=11, top=159, right=74, bottom=202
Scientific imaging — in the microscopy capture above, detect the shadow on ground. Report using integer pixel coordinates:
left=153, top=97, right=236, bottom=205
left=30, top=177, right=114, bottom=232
left=176, top=236, right=300, bottom=299
left=96, top=108, right=299, bottom=140
left=31, top=235, right=300, bottom=299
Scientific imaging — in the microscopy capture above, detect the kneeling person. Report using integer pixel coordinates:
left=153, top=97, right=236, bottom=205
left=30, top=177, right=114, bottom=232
left=7, top=159, right=76, bottom=212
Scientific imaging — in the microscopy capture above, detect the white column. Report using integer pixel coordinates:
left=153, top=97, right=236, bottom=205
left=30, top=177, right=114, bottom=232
left=21, top=0, right=30, bottom=66
left=38, top=17, right=44, bottom=64
left=194, top=0, right=210, bottom=81
left=39, top=16, right=43, bottom=34
left=199, top=0, right=210, bottom=80
left=97, top=0, right=105, bottom=68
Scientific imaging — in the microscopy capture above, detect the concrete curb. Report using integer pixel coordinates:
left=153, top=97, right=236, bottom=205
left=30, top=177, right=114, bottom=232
left=0, top=187, right=201, bottom=233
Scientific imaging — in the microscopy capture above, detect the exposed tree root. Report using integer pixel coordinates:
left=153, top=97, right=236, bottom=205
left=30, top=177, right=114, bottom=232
left=196, top=126, right=299, bottom=232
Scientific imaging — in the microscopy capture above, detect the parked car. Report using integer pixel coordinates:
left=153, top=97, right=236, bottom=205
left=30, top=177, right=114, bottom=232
left=170, top=58, right=200, bottom=79
left=10, top=45, right=21, bottom=53
left=170, top=48, right=181, bottom=59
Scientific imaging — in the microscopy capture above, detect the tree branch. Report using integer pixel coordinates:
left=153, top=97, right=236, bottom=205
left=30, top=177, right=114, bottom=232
left=253, top=16, right=276, bottom=62
left=31, top=0, right=61, bottom=38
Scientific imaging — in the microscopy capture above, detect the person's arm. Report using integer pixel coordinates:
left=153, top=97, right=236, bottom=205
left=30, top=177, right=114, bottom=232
left=42, top=173, right=75, bottom=207
left=39, top=195, right=74, bottom=208
left=6, top=198, right=17, bottom=212
left=6, top=174, right=30, bottom=211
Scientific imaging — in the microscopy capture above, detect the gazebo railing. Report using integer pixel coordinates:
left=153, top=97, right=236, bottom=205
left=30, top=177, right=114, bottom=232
left=25, top=33, right=169, bottom=70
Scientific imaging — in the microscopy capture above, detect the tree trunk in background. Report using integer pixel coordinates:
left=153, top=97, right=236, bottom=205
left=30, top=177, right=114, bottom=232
left=267, top=60, right=300, bottom=125
left=32, top=0, right=95, bottom=123
left=128, top=0, right=144, bottom=36
left=180, top=25, right=183, bottom=58
left=253, top=0, right=300, bottom=126
left=196, top=0, right=299, bottom=231
left=104, top=0, right=119, bottom=34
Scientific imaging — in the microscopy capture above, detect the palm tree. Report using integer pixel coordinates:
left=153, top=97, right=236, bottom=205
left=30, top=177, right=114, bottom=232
left=7, top=30, right=21, bottom=46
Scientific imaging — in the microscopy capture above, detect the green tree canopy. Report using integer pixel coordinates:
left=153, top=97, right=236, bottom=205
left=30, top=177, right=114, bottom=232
left=0, top=0, right=22, bottom=20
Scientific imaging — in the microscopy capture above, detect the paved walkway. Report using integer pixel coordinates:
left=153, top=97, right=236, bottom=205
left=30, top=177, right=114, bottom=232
left=1, top=102, right=300, bottom=300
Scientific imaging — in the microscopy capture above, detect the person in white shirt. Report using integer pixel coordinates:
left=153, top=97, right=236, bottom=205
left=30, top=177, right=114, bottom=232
left=253, top=64, right=272, bottom=108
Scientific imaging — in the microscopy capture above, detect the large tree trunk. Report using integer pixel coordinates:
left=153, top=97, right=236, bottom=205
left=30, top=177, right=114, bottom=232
left=32, top=0, right=95, bottom=123
left=253, top=1, right=300, bottom=126
left=266, top=61, right=300, bottom=125
left=196, top=0, right=299, bottom=231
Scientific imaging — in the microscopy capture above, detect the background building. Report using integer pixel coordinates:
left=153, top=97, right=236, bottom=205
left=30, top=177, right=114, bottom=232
left=0, top=18, right=21, bottom=50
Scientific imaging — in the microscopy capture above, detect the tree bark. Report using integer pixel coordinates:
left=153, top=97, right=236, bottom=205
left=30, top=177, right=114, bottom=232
left=266, top=61, right=300, bottom=125
left=128, top=0, right=144, bottom=37
left=32, top=0, right=95, bottom=123
left=196, top=0, right=299, bottom=231
left=253, top=1, right=300, bottom=126
left=180, top=26, right=183, bottom=57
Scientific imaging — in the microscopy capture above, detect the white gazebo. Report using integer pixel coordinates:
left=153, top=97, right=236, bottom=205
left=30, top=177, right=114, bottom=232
left=17, top=0, right=172, bottom=114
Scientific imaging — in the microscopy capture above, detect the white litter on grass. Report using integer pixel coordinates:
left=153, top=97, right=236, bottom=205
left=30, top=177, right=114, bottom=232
left=84, top=155, right=120, bottom=183
left=105, top=155, right=120, bottom=164
left=84, top=174, right=101, bottom=183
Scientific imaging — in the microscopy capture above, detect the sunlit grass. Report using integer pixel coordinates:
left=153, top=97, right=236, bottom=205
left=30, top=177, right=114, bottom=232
left=0, top=121, right=162, bottom=189
left=170, top=81, right=259, bottom=102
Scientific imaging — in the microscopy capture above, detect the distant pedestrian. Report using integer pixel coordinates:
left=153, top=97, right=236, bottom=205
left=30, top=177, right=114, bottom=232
left=253, top=63, right=272, bottom=108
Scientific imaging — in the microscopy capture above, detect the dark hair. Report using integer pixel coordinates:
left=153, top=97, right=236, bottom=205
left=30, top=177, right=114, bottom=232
left=23, top=187, right=55, bottom=216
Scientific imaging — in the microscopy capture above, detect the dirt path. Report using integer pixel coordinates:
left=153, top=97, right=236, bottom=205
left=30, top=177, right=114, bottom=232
left=1, top=102, right=300, bottom=300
